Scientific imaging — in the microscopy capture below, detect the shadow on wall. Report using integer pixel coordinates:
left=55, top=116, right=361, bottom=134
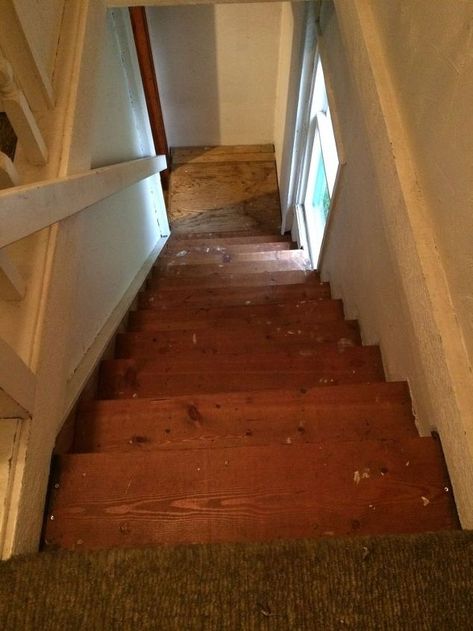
left=147, top=5, right=220, bottom=146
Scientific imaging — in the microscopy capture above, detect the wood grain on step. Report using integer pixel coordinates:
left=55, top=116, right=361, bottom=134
left=139, top=284, right=330, bottom=310
left=115, top=321, right=361, bottom=358
left=155, top=259, right=311, bottom=279
left=157, top=250, right=309, bottom=270
left=150, top=269, right=318, bottom=290
left=98, top=346, right=384, bottom=399
left=129, top=300, right=343, bottom=331
left=171, top=145, right=275, bottom=165
left=169, top=161, right=281, bottom=235
left=45, top=439, right=458, bottom=550
left=168, top=233, right=291, bottom=244
left=74, top=382, right=418, bottom=453
left=163, top=242, right=295, bottom=260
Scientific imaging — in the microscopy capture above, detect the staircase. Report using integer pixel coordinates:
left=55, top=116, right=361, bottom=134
left=45, top=230, right=458, bottom=550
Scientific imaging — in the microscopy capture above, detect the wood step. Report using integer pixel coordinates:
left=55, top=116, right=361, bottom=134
left=74, top=382, right=418, bottom=453
left=154, top=256, right=311, bottom=279
left=150, top=269, right=318, bottom=290
left=115, top=321, right=361, bottom=358
left=171, top=144, right=275, bottom=165
left=158, top=249, right=307, bottom=268
left=139, top=284, right=331, bottom=310
left=98, top=346, right=384, bottom=399
left=45, top=438, right=458, bottom=550
left=168, top=232, right=291, bottom=243
left=130, top=300, right=343, bottom=331
left=163, top=242, right=296, bottom=259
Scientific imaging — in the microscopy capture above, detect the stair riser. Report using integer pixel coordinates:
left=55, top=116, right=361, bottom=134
left=162, top=242, right=296, bottom=261
left=154, top=258, right=311, bottom=276
left=45, top=439, right=457, bottom=550
left=98, top=347, right=384, bottom=399
left=138, top=286, right=331, bottom=310
left=74, top=404, right=418, bottom=453
left=115, top=323, right=361, bottom=358
left=150, top=270, right=318, bottom=290
left=168, top=233, right=291, bottom=244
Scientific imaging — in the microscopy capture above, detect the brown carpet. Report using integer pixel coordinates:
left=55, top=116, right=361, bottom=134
left=1, top=531, right=473, bottom=630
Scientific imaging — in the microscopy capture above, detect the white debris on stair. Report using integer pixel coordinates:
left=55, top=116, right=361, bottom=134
left=354, top=468, right=370, bottom=484
left=176, top=250, right=188, bottom=257
left=421, top=496, right=430, bottom=506
left=337, top=338, right=354, bottom=352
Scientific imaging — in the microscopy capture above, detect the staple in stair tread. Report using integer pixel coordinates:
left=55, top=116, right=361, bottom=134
left=45, top=438, right=458, bottom=550
left=74, top=383, right=418, bottom=453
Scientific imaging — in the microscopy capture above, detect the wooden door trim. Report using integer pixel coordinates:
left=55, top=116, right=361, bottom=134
left=129, top=6, right=169, bottom=188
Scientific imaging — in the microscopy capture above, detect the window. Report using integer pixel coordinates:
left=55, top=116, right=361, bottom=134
left=298, top=55, right=340, bottom=266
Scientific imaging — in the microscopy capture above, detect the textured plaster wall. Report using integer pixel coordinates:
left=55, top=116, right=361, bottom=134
left=273, top=2, right=306, bottom=220
left=319, top=0, right=473, bottom=525
left=371, top=0, right=473, bottom=370
left=67, top=10, right=163, bottom=375
left=147, top=3, right=281, bottom=147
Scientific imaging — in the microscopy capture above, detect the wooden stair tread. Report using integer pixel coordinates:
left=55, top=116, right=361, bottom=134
left=169, top=232, right=290, bottom=243
left=139, top=284, right=331, bottom=309
left=159, top=249, right=307, bottom=268
left=45, top=438, right=457, bottom=550
left=150, top=269, right=318, bottom=290
left=154, top=257, right=311, bottom=278
left=171, top=144, right=275, bottom=165
left=163, top=242, right=296, bottom=258
left=75, top=382, right=418, bottom=453
left=132, top=299, right=342, bottom=327
left=98, top=346, right=384, bottom=399
left=115, top=321, right=361, bottom=357
left=129, top=305, right=344, bottom=333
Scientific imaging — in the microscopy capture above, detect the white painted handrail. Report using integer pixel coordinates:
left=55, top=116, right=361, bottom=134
left=0, top=54, right=48, bottom=166
left=0, top=338, right=36, bottom=415
left=0, top=155, right=167, bottom=249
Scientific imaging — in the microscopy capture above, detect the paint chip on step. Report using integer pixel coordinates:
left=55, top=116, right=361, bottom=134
left=421, top=496, right=430, bottom=506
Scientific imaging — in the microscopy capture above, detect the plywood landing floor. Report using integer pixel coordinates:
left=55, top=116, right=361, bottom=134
left=167, top=145, right=281, bottom=234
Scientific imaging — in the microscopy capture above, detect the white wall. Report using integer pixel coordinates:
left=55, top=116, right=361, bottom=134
left=371, top=0, right=473, bottom=372
left=67, top=9, right=165, bottom=375
left=147, top=3, right=282, bottom=147
left=318, top=0, right=473, bottom=525
left=273, top=2, right=307, bottom=223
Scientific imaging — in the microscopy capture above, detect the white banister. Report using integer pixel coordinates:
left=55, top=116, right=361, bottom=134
left=0, top=1, right=54, bottom=110
left=0, top=155, right=167, bottom=249
left=0, top=251, right=25, bottom=301
left=0, top=54, right=48, bottom=166
left=0, top=152, right=25, bottom=300
left=0, top=152, right=20, bottom=189
left=0, top=338, right=36, bottom=416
